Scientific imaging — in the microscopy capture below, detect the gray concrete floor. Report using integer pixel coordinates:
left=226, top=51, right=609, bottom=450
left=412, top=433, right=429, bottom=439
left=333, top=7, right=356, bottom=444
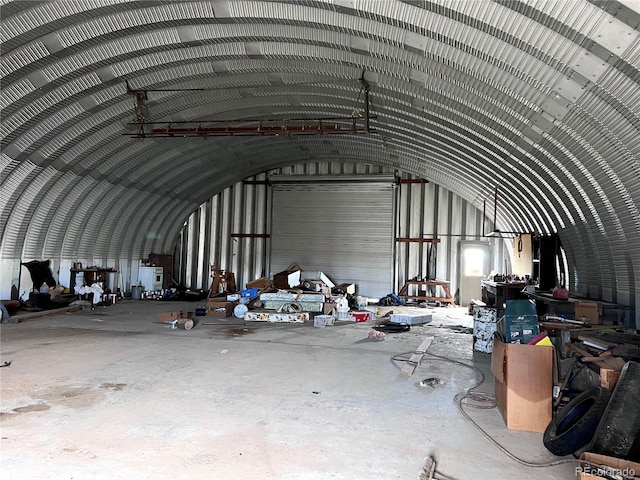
left=1, top=301, right=576, bottom=480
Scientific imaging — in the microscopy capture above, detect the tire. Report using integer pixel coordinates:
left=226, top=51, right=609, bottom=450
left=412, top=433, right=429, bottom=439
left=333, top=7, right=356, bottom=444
left=543, top=386, right=611, bottom=456
left=590, top=361, right=640, bottom=460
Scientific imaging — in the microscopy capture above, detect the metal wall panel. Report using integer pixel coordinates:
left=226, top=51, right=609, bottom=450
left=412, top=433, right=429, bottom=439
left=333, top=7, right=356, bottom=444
left=0, top=161, right=40, bottom=259
left=270, top=178, right=396, bottom=298
left=175, top=165, right=503, bottom=305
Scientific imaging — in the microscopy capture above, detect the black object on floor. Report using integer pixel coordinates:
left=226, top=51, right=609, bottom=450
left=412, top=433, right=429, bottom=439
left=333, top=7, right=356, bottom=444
left=589, top=361, right=640, bottom=461
left=373, top=321, right=411, bottom=333
left=543, top=386, right=611, bottom=456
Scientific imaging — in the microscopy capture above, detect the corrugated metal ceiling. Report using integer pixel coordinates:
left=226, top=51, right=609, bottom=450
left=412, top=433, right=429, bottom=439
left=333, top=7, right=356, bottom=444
left=0, top=0, right=638, bottom=320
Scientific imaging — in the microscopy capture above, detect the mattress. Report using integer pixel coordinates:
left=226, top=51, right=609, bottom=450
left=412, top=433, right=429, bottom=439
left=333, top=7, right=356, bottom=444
left=244, top=311, right=309, bottom=323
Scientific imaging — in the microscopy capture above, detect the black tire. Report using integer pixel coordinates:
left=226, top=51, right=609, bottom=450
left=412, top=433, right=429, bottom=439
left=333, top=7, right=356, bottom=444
left=590, top=361, right=640, bottom=460
left=543, top=386, right=611, bottom=456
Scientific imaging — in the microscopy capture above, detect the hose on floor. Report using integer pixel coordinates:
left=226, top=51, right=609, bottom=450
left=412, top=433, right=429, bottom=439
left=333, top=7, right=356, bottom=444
left=391, top=349, right=627, bottom=476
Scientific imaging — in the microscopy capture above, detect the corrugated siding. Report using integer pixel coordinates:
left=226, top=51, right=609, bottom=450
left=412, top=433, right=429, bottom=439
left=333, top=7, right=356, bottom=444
left=270, top=178, right=395, bottom=298
left=22, top=167, right=65, bottom=260
left=175, top=165, right=505, bottom=301
left=42, top=172, right=84, bottom=259
left=0, top=161, right=41, bottom=260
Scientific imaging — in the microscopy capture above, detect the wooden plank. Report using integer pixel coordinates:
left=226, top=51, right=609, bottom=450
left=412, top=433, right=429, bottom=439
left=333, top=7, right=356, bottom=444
left=592, top=359, right=612, bottom=370
left=577, top=335, right=618, bottom=350
left=14, top=305, right=82, bottom=322
left=611, top=345, right=640, bottom=359
left=581, top=355, right=605, bottom=363
left=604, top=357, right=626, bottom=370
left=566, top=342, right=592, bottom=358
left=395, top=237, right=440, bottom=243
left=399, top=336, right=434, bottom=377
left=400, top=296, right=456, bottom=304
left=540, top=322, right=581, bottom=331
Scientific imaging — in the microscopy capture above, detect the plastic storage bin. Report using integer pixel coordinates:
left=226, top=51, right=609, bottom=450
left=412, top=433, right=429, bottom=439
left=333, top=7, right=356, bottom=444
left=314, top=315, right=335, bottom=327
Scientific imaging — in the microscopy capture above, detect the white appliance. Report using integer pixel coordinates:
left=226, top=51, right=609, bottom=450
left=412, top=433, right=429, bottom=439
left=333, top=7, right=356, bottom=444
left=139, top=266, right=163, bottom=291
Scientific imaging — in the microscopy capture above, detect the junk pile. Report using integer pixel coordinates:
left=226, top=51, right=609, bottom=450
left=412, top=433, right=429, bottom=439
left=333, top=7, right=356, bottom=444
left=157, top=262, right=375, bottom=327
left=156, top=262, right=439, bottom=332
left=484, top=300, right=640, bottom=469
left=235, top=263, right=374, bottom=324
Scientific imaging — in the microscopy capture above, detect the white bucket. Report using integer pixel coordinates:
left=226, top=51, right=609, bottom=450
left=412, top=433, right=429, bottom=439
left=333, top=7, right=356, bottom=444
left=336, top=296, right=349, bottom=321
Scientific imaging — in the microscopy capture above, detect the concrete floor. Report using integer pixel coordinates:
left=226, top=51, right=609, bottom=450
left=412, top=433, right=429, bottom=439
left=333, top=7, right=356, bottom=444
left=1, top=301, right=576, bottom=480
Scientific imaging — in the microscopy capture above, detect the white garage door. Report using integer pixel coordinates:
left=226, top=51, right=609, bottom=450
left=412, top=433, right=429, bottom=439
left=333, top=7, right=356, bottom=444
left=269, top=175, right=396, bottom=298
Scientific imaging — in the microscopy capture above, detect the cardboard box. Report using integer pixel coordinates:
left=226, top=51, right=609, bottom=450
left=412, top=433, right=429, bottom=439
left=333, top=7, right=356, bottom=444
left=303, top=271, right=335, bottom=289
left=157, top=310, right=193, bottom=323
left=206, top=300, right=237, bottom=317
left=491, top=336, right=554, bottom=432
left=575, top=301, right=601, bottom=325
left=303, top=280, right=330, bottom=294
left=336, top=283, right=356, bottom=295
left=323, top=302, right=336, bottom=315
left=577, top=453, right=640, bottom=480
left=246, top=277, right=271, bottom=289
left=599, top=369, right=621, bottom=391
left=273, top=263, right=301, bottom=289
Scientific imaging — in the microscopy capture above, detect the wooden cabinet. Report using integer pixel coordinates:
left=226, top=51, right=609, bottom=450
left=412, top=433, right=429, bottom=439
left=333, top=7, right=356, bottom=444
left=481, top=280, right=526, bottom=307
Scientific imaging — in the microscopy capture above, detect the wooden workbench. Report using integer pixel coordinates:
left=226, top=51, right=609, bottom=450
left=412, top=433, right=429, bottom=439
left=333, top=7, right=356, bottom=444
left=481, top=280, right=526, bottom=307
left=398, top=280, right=456, bottom=305
left=524, top=290, right=629, bottom=325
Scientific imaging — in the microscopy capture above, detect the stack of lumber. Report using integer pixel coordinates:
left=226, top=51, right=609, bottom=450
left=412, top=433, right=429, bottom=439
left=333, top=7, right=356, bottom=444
left=566, top=333, right=640, bottom=390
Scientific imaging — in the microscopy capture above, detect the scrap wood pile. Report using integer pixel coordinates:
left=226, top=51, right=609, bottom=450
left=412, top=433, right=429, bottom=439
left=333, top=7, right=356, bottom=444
left=566, top=331, right=640, bottom=390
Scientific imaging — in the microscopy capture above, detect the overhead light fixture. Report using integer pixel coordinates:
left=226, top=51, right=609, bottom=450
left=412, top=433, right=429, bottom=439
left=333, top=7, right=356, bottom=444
left=485, top=229, right=519, bottom=238
left=482, top=186, right=535, bottom=238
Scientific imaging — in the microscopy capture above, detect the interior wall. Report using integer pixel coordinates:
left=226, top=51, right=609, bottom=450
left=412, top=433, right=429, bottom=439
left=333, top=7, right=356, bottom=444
left=176, top=163, right=504, bottom=303
left=270, top=177, right=396, bottom=298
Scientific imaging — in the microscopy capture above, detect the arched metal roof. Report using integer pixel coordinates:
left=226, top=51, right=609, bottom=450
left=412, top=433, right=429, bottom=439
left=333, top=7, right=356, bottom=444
left=1, top=0, right=639, bottom=315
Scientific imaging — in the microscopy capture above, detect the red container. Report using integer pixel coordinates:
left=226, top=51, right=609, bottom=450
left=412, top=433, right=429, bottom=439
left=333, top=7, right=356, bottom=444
left=348, top=311, right=370, bottom=322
